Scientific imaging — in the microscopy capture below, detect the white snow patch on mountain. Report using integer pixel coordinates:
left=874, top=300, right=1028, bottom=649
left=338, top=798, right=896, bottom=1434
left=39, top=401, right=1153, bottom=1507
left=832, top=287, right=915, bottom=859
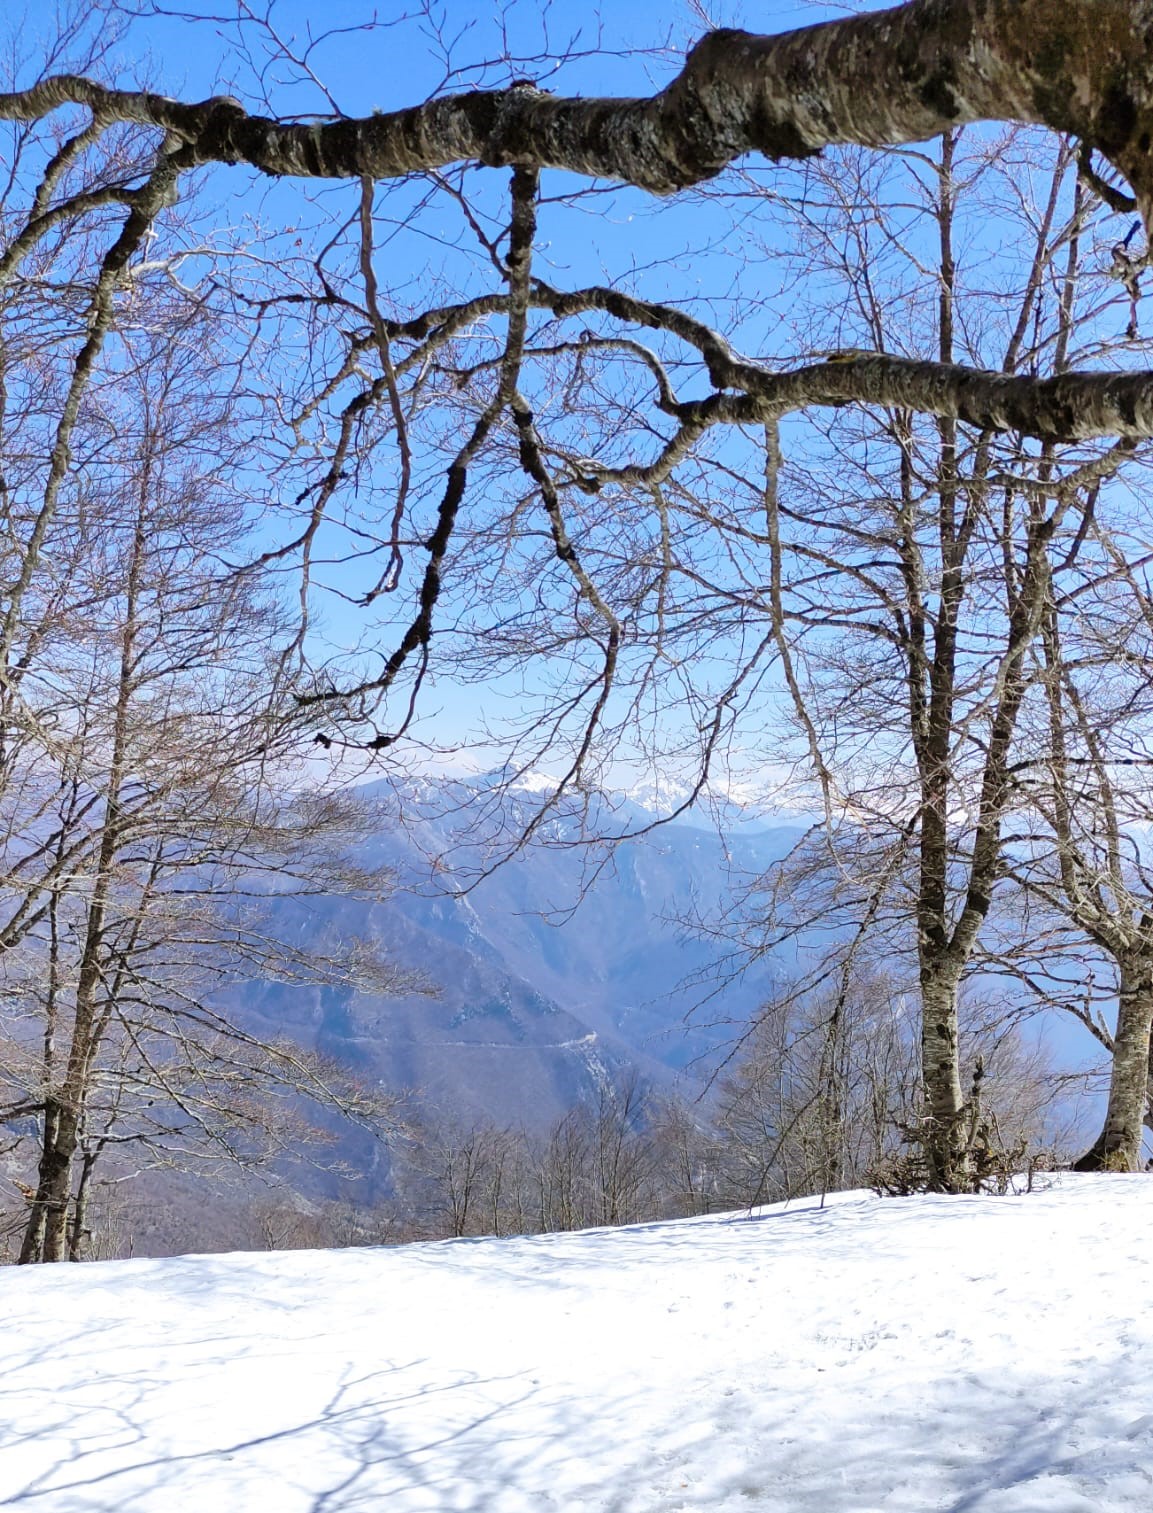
left=506, top=769, right=560, bottom=796
left=1, top=1176, right=1152, bottom=1511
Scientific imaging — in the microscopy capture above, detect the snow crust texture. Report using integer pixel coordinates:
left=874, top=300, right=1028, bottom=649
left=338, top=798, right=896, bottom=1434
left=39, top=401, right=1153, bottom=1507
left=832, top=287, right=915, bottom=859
left=1, top=1177, right=1152, bottom=1511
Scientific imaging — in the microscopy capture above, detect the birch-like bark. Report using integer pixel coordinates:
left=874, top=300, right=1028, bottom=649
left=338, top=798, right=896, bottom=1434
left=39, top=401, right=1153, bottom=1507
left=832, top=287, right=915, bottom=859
left=2, top=2, right=1152, bottom=222
left=1074, top=953, right=1153, bottom=1171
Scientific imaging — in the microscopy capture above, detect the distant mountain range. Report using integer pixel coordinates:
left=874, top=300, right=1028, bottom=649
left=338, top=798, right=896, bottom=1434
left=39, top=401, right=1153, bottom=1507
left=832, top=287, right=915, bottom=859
left=221, top=773, right=805, bottom=1172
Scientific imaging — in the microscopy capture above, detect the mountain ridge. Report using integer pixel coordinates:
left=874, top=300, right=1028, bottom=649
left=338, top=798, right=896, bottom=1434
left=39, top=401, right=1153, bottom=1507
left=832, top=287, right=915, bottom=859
left=220, top=771, right=803, bottom=1152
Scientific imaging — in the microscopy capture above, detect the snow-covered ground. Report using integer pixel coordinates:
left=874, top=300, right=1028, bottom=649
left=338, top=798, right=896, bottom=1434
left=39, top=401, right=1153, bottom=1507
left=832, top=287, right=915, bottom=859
left=2, top=1177, right=1152, bottom=1512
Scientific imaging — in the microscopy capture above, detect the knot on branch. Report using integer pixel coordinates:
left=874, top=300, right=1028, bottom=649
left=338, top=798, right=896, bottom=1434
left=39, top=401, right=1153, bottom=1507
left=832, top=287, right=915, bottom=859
left=674, top=28, right=835, bottom=172
left=192, top=94, right=265, bottom=164
left=477, top=80, right=555, bottom=170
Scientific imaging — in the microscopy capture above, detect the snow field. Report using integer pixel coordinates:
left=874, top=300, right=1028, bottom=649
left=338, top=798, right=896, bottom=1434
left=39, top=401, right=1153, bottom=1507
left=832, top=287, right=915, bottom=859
left=1, top=1176, right=1152, bottom=1510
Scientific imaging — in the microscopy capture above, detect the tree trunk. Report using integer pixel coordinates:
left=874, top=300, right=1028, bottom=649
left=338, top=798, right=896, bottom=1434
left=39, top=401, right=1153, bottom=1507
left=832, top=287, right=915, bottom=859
left=68, top=1146, right=98, bottom=1261
left=17, top=1098, right=78, bottom=1264
left=920, top=964, right=969, bottom=1190
left=17, top=512, right=143, bottom=1262
left=1075, top=955, right=1153, bottom=1171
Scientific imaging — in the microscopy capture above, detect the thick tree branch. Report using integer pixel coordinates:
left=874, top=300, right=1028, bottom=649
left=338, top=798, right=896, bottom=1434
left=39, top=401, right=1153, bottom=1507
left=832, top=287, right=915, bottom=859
left=672, top=357, right=1153, bottom=445
left=3, top=2, right=1153, bottom=225
left=377, top=283, right=1153, bottom=442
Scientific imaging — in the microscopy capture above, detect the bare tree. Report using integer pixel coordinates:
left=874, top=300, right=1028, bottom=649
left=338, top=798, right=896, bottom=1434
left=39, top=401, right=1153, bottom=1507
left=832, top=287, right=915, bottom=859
left=413, top=1116, right=522, bottom=1239
left=682, top=123, right=1148, bottom=1189
left=4, top=1, right=1153, bottom=1210
left=0, top=283, right=407, bottom=1262
left=996, top=512, right=1153, bottom=1171
left=700, top=967, right=1068, bottom=1206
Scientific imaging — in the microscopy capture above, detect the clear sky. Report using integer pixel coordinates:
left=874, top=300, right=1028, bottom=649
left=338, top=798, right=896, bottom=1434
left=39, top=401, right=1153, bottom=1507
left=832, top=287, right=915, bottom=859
left=108, top=2, right=866, bottom=115
left=7, top=0, right=1100, bottom=803
left=60, top=0, right=868, bottom=784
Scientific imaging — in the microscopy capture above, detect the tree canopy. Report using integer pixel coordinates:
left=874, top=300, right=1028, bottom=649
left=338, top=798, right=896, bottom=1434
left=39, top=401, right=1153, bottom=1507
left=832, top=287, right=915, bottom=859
left=4, top=0, right=1153, bottom=1214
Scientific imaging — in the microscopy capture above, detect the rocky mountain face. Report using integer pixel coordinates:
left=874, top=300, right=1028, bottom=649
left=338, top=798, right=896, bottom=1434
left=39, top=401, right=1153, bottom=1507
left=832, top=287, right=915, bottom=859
left=3, top=775, right=805, bottom=1258
left=223, top=776, right=803, bottom=1150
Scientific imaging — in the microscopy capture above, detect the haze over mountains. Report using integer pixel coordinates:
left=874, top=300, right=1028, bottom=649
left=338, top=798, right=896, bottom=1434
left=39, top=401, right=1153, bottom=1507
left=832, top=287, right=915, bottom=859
left=218, top=770, right=1103, bottom=1219
left=1, top=770, right=811, bottom=1258
left=226, top=773, right=803, bottom=1146
left=4, top=771, right=1099, bottom=1260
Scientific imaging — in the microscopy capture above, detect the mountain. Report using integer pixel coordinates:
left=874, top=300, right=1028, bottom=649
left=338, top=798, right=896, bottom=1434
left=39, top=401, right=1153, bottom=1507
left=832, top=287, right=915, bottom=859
left=222, top=774, right=804, bottom=1150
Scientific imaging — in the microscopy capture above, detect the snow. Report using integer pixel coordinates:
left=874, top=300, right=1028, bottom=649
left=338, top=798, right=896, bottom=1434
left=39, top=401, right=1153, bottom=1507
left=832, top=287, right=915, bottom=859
left=504, top=769, right=560, bottom=797
left=2, top=1177, right=1153, bottom=1511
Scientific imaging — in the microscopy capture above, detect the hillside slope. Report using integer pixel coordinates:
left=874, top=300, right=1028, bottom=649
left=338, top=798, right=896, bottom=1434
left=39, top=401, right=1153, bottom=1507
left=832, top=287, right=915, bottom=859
left=1, top=1177, right=1151, bottom=1510
left=220, top=779, right=800, bottom=1137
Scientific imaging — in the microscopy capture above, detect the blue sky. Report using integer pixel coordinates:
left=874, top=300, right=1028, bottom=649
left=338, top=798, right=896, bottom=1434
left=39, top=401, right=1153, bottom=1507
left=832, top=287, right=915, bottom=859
left=47, top=0, right=1127, bottom=799
left=8, top=0, right=1127, bottom=803
left=117, top=1, right=863, bottom=113
left=72, top=0, right=863, bottom=780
